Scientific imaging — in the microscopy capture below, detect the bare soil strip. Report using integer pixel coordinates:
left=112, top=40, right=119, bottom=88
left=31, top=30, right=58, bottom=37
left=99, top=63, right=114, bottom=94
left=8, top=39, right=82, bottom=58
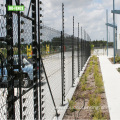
left=63, top=56, right=110, bottom=120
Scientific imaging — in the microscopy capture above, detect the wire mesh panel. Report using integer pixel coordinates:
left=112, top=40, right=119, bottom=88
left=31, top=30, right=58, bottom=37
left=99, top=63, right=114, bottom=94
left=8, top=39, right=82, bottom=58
left=0, top=1, right=92, bottom=119
left=12, top=9, right=34, bottom=120
left=64, top=34, right=72, bottom=96
left=41, top=25, right=61, bottom=119
left=11, top=0, right=36, bottom=119
left=0, top=3, right=8, bottom=120
left=74, top=37, right=78, bottom=79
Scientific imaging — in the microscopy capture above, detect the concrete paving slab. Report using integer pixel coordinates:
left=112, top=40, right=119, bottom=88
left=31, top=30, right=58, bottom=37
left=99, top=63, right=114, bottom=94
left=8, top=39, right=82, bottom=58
left=99, top=56, right=120, bottom=120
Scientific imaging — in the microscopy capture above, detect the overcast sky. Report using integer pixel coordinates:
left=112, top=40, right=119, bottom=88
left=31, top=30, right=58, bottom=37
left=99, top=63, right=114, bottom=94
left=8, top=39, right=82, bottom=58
left=1, top=0, right=120, bottom=41
left=40, top=0, right=120, bottom=41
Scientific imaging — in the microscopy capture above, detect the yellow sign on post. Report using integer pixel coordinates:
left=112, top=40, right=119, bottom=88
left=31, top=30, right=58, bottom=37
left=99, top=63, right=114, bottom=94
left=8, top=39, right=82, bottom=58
left=46, top=45, right=50, bottom=54
left=27, top=45, right=32, bottom=58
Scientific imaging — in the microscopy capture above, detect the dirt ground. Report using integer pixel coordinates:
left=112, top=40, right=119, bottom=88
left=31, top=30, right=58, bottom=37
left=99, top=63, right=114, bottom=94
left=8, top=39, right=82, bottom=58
left=63, top=57, right=110, bottom=120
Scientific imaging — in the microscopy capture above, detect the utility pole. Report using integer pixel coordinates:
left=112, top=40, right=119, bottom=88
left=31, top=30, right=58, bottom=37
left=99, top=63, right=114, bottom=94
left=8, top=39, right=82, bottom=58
left=103, top=38, right=104, bottom=55
left=114, top=28, right=117, bottom=54
left=113, top=0, right=116, bottom=64
left=106, top=10, right=108, bottom=56
left=109, top=31, right=110, bottom=48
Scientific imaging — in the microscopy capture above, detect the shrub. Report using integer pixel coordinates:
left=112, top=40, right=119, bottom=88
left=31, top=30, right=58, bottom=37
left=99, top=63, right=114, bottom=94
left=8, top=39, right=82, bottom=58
left=118, top=68, right=120, bottom=72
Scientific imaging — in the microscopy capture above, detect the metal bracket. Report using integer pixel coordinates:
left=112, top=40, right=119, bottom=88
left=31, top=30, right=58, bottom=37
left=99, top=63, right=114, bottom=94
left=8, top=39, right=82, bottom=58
left=106, top=23, right=117, bottom=28
left=111, top=10, right=120, bottom=14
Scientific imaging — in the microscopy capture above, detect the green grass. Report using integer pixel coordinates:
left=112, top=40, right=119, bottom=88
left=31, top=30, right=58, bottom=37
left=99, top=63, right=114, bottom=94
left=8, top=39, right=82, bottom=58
left=68, top=97, right=77, bottom=112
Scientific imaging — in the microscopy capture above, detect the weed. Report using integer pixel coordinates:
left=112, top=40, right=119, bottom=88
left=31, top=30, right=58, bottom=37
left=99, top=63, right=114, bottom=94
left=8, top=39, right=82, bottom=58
left=92, top=107, right=102, bottom=119
left=88, top=95, right=101, bottom=106
left=118, top=68, right=120, bottom=72
left=87, top=87, right=92, bottom=90
left=81, top=84, right=86, bottom=91
left=95, top=88, right=104, bottom=94
left=68, top=98, right=77, bottom=112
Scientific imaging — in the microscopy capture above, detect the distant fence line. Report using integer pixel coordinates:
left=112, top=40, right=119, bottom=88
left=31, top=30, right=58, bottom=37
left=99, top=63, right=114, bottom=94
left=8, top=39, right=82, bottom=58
left=0, top=1, right=91, bottom=120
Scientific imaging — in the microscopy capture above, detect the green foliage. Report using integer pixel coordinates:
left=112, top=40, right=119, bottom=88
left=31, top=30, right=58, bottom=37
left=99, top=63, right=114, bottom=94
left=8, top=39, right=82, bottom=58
left=87, top=55, right=107, bottom=119
left=115, top=54, right=120, bottom=63
left=68, top=97, right=77, bottom=112
left=118, top=68, right=120, bottom=72
left=87, top=87, right=92, bottom=90
left=92, top=107, right=102, bottom=119
left=81, top=84, right=86, bottom=91
left=0, top=48, right=7, bottom=58
left=91, top=40, right=113, bottom=48
left=91, top=44, right=94, bottom=50
left=95, top=88, right=104, bottom=94
left=111, top=54, right=120, bottom=63
left=88, top=95, right=101, bottom=106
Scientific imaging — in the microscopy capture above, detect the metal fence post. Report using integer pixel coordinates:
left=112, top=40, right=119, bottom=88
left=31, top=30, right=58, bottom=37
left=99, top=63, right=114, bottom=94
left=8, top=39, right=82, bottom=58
left=78, top=23, right=80, bottom=76
left=18, top=0, right=22, bottom=119
left=84, top=30, right=85, bottom=65
left=81, top=27, right=82, bottom=71
left=61, top=3, right=65, bottom=105
left=72, top=16, right=74, bottom=87
left=106, top=10, right=108, bottom=56
left=38, top=0, right=42, bottom=119
left=6, top=0, right=15, bottom=119
left=31, top=0, right=39, bottom=119
left=113, top=0, right=115, bottom=64
left=61, top=31, right=63, bottom=105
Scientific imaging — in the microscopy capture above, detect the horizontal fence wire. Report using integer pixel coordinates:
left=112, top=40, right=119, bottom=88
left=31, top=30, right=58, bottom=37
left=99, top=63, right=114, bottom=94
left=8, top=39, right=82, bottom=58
left=12, top=11, right=34, bottom=120
left=39, top=25, right=62, bottom=119
left=0, top=1, right=91, bottom=120
left=0, top=4, right=8, bottom=120
left=74, top=37, right=78, bottom=79
left=64, top=33, right=72, bottom=96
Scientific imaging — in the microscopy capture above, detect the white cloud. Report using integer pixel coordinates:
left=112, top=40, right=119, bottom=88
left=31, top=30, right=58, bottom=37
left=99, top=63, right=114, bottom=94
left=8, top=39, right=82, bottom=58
left=41, top=0, right=120, bottom=41
left=0, top=0, right=119, bottom=41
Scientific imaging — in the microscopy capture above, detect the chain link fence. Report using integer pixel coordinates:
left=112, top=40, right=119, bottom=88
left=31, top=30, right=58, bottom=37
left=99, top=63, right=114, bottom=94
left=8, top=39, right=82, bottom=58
left=0, top=1, right=91, bottom=120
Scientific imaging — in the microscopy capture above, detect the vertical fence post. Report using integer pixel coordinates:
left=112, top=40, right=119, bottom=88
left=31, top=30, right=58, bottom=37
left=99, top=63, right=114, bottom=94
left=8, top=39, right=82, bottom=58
left=116, top=28, right=117, bottom=50
left=38, top=0, right=42, bottom=119
left=31, top=0, right=39, bottom=119
left=78, top=23, right=80, bottom=76
left=18, top=0, right=22, bottom=119
left=106, top=9, right=108, bottom=56
left=90, top=37, right=91, bottom=56
left=86, top=35, right=88, bottom=60
left=84, top=31, right=86, bottom=64
left=81, top=27, right=82, bottom=71
left=72, top=16, right=74, bottom=87
left=61, top=3, right=65, bottom=105
left=87, top=34, right=89, bottom=59
left=103, top=38, right=104, bottom=55
left=6, top=0, right=15, bottom=119
left=83, top=30, right=84, bottom=66
left=85, top=34, right=87, bottom=62
left=61, top=31, right=63, bottom=105
left=113, top=0, right=115, bottom=64
left=85, top=31, right=86, bottom=63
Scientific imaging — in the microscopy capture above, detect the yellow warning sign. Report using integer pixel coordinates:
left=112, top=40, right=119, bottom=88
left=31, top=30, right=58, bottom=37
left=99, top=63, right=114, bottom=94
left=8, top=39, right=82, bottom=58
left=27, top=45, right=32, bottom=58
left=46, top=45, right=50, bottom=54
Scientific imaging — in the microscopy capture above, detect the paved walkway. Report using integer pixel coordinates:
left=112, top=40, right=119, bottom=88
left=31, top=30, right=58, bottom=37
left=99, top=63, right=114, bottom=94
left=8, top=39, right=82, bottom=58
left=99, top=56, right=120, bottom=120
